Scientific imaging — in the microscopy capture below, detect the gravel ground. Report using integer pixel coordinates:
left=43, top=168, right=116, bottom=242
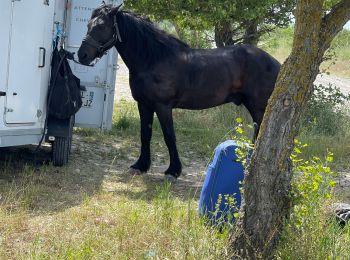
left=315, top=74, right=350, bottom=95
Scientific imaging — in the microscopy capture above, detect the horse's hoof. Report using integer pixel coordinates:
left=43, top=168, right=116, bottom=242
left=164, top=166, right=182, bottom=179
left=130, top=160, right=150, bottom=172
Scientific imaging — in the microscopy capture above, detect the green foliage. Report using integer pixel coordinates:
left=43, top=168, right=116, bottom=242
left=124, top=0, right=294, bottom=46
left=212, top=193, right=239, bottom=227
left=291, top=140, right=336, bottom=207
left=277, top=198, right=350, bottom=259
left=330, top=29, right=350, bottom=59
left=125, top=0, right=293, bottom=30
left=276, top=140, right=350, bottom=259
left=259, top=26, right=294, bottom=53
left=301, top=83, right=350, bottom=136
left=231, top=117, right=254, bottom=167
left=261, top=27, right=350, bottom=76
left=158, top=21, right=213, bottom=48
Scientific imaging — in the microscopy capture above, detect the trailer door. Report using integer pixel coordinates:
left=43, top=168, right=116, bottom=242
left=5, top=0, right=55, bottom=125
left=66, top=0, right=121, bottom=130
left=0, top=1, right=12, bottom=106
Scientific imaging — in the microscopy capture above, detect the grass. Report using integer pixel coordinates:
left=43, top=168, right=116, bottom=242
left=0, top=157, right=229, bottom=259
left=0, top=23, right=349, bottom=259
left=79, top=100, right=253, bottom=158
left=0, top=95, right=350, bottom=258
left=276, top=198, right=350, bottom=259
left=0, top=101, right=253, bottom=259
left=1, top=101, right=248, bottom=259
left=260, top=27, right=350, bottom=77
left=0, top=181, right=228, bottom=259
left=298, top=132, right=350, bottom=170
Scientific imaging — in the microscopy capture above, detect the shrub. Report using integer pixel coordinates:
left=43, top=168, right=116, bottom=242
left=276, top=140, right=350, bottom=259
left=301, top=83, right=350, bottom=136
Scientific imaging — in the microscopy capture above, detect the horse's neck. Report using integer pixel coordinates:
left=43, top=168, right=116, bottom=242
left=113, top=12, right=187, bottom=73
left=114, top=42, right=140, bottom=73
left=114, top=13, right=145, bottom=72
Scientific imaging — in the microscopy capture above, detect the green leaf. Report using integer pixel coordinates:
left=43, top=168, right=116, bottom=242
left=236, top=117, right=243, bottom=123
left=236, top=127, right=243, bottom=135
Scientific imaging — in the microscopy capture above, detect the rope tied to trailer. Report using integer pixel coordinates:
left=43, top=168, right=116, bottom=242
left=53, top=22, right=64, bottom=50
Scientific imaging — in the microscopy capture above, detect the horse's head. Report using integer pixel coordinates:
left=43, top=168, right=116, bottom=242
left=78, top=3, right=122, bottom=65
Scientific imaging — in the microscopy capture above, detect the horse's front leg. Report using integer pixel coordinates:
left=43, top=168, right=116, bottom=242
left=131, top=102, right=154, bottom=172
left=155, top=104, right=182, bottom=178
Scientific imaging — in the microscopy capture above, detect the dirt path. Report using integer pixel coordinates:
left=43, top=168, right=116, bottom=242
left=115, top=59, right=133, bottom=101
left=315, top=74, right=350, bottom=95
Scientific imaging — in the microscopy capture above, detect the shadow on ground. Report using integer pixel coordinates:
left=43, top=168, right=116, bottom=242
left=0, top=135, right=206, bottom=215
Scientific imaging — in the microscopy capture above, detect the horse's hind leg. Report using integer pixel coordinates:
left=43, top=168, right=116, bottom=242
left=131, top=102, right=154, bottom=172
left=155, top=104, right=182, bottom=178
left=243, top=100, right=264, bottom=141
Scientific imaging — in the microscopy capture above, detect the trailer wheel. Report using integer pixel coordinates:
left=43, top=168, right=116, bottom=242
left=50, top=116, right=74, bottom=167
left=52, top=136, right=70, bottom=166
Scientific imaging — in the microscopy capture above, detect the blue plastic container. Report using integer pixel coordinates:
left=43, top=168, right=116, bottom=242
left=198, top=140, right=249, bottom=224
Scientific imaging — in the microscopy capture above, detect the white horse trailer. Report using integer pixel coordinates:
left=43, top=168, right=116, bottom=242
left=0, top=0, right=121, bottom=165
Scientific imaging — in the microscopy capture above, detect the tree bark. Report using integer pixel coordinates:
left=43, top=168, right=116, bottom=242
left=242, top=19, right=259, bottom=45
left=214, top=23, right=236, bottom=47
left=229, top=0, right=350, bottom=259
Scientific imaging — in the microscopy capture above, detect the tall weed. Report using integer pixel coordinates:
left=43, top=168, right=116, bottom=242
left=277, top=140, right=350, bottom=259
left=301, top=83, right=350, bottom=136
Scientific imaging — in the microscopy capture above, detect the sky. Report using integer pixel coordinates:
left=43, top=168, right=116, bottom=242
left=345, top=21, right=350, bottom=30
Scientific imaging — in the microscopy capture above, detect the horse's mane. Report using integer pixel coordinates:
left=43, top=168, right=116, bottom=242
left=91, top=5, right=189, bottom=67
left=119, top=11, right=189, bottom=65
left=118, top=10, right=190, bottom=66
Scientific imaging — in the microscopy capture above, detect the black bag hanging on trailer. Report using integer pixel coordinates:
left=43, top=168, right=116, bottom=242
left=48, top=46, right=82, bottom=119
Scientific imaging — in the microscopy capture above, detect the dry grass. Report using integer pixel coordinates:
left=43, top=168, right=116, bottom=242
left=261, top=27, right=350, bottom=77
left=0, top=98, right=350, bottom=259
left=0, top=165, right=229, bottom=259
left=0, top=102, right=241, bottom=259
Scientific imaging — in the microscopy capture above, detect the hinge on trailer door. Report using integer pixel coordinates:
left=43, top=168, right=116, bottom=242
left=0, top=92, right=6, bottom=97
left=5, top=108, right=14, bottom=113
left=113, top=64, right=120, bottom=71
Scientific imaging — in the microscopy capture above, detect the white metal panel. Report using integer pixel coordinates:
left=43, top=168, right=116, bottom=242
left=0, top=1, right=12, bottom=123
left=54, top=0, right=67, bottom=25
left=66, top=0, right=120, bottom=129
left=5, top=0, right=55, bottom=124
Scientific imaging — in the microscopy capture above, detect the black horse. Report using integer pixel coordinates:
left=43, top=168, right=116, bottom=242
left=78, top=4, right=280, bottom=178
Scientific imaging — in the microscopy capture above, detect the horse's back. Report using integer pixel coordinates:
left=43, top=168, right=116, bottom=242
left=238, top=44, right=280, bottom=94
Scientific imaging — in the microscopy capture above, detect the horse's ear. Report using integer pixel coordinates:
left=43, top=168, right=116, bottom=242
left=109, top=3, right=123, bottom=16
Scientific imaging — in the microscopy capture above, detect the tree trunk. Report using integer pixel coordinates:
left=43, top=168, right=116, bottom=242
left=214, top=23, right=235, bottom=47
left=229, top=0, right=350, bottom=259
left=242, top=19, right=259, bottom=45
left=215, top=20, right=261, bottom=47
left=193, top=30, right=200, bottom=48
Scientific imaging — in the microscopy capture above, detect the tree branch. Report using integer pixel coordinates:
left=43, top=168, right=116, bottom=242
left=318, top=0, right=350, bottom=54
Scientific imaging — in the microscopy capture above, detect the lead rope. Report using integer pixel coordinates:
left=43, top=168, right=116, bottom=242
left=65, top=51, right=99, bottom=67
